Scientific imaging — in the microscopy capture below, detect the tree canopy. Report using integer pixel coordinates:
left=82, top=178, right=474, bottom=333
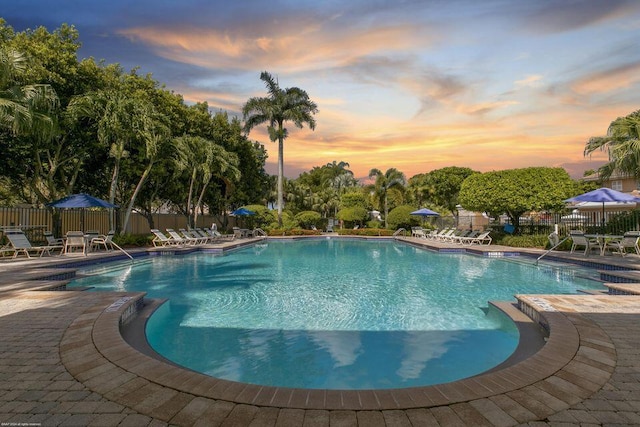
left=458, top=167, right=577, bottom=231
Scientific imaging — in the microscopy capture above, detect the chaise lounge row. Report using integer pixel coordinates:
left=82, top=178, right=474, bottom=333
left=150, top=228, right=232, bottom=247
left=411, top=227, right=492, bottom=245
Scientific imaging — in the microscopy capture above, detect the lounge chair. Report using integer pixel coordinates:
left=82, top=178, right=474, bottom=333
left=64, top=231, right=87, bottom=255
left=603, top=231, right=640, bottom=256
left=204, top=227, right=234, bottom=241
left=460, top=230, right=492, bottom=245
left=182, top=228, right=211, bottom=244
left=429, top=228, right=450, bottom=240
left=436, top=229, right=456, bottom=241
left=90, top=231, right=115, bottom=251
left=194, top=228, right=217, bottom=243
left=450, top=230, right=478, bottom=244
left=5, top=229, right=61, bottom=258
left=150, top=229, right=181, bottom=247
left=44, top=231, right=64, bottom=246
left=569, top=231, right=600, bottom=256
left=442, top=229, right=469, bottom=243
left=167, top=229, right=197, bottom=245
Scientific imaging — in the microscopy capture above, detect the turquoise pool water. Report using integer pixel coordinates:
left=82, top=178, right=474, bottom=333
left=73, top=239, right=603, bottom=389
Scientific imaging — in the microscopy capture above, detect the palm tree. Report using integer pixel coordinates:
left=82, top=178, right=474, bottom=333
left=585, top=110, right=640, bottom=179
left=0, top=49, right=58, bottom=139
left=242, top=71, right=318, bottom=226
left=368, top=168, right=406, bottom=228
left=174, top=135, right=240, bottom=227
left=69, top=90, right=149, bottom=231
left=120, top=112, right=170, bottom=235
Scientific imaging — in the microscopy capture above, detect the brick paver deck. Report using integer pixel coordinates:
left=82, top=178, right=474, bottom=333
left=0, top=238, right=639, bottom=426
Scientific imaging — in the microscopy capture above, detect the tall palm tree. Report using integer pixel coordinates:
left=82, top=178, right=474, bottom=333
left=368, top=168, right=406, bottom=228
left=0, top=49, right=58, bottom=139
left=242, top=71, right=318, bottom=226
left=585, top=110, right=640, bottom=179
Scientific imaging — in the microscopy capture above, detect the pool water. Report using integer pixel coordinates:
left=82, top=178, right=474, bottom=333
left=73, top=239, right=603, bottom=389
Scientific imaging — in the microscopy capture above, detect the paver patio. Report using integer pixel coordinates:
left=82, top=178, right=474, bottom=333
left=0, top=238, right=639, bottom=426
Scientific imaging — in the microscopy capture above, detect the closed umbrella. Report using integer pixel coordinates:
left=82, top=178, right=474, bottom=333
left=564, top=188, right=640, bottom=228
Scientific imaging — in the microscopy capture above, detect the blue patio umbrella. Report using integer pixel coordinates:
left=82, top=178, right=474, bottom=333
left=46, top=193, right=118, bottom=209
left=230, top=207, right=255, bottom=216
left=46, top=193, right=117, bottom=232
left=410, top=208, right=440, bottom=217
left=564, top=187, right=640, bottom=228
left=410, top=208, right=439, bottom=226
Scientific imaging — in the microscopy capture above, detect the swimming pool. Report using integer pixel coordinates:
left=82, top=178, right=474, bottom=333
left=73, top=239, right=603, bottom=389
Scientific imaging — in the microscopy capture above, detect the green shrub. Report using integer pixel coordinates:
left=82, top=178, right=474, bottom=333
left=294, top=211, right=322, bottom=228
left=386, top=205, right=420, bottom=230
left=114, top=233, right=153, bottom=247
left=267, top=228, right=321, bottom=236
left=367, top=220, right=382, bottom=229
left=496, top=234, right=549, bottom=249
left=241, top=204, right=276, bottom=229
left=336, top=207, right=368, bottom=227
left=336, top=228, right=394, bottom=236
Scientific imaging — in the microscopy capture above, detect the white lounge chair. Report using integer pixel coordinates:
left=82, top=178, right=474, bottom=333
left=194, top=228, right=217, bottom=243
left=5, top=229, right=61, bottom=258
left=458, top=231, right=492, bottom=245
left=44, top=231, right=64, bottom=246
left=449, top=230, right=477, bottom=244
left=150, top=229, right=181, bottom=247
left=167, top=229, right=196, bottom=245
left=178, top=228, right=206, bottom=244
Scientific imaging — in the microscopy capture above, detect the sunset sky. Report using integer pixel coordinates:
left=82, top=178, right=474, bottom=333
left=5, top=0, right=640, bottom=180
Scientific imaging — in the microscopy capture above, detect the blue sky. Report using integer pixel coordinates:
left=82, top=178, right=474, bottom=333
left=4, top=0, right=640, bottom=179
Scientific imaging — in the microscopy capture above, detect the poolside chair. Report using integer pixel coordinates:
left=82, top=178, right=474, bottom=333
left=436, top=229, right=456, bottom=241
left=5, top=229, right=60, bottom=258
left=90, top=231, right=115, bottom=251
left=64, top=231, right=87, bottom=255
left=413, top=228, right=428, bottom=239
left=603, top=231, right=640, bottom=256
left=450, top=230, right=478, bottom=244
left=167, top=229, right=197, bottom=245
left=44, top=231, right=64, bottom=246
left=233, top=227, right=246, bottom=239
left=194, top=228, right=217, bottom=243
left=179, top=228, right=207, bottom=244
left=429, top=228, right=450, bottom=240
left=569, top=231, right=600, bottom=256
left=204, top=227, right=235, bottom=241
left=150, top=229, right=181, bottom=247
left=460, top=230, right=492, bottom=245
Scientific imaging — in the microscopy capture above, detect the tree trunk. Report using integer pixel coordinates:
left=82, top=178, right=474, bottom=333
left=108, top=160, right=120, bottom=232
left=186, top=168, right=197, bottom=228
left=120, top=162, right=153, bottom=235
left=277, top=133, right=284, bottom=227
